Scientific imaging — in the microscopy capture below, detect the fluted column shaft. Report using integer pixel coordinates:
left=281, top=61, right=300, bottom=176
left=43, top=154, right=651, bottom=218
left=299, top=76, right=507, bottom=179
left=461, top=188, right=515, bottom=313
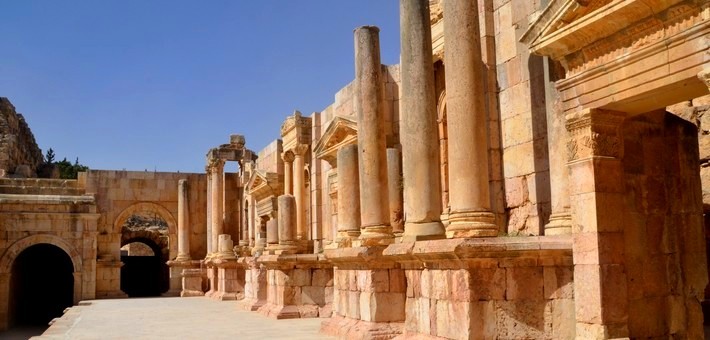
left=210, top=159, right=225, bottom=255
left=336, top=144, right=361, bottom=244
left=176, top=179, right=191, bottom=261
left=400, top=0, right=445, bottom=240
left=443, top=0, right=497, bottom=238
left=293, top=146, right=308, bottom=241
left=354, top=26, right=393, bottom=245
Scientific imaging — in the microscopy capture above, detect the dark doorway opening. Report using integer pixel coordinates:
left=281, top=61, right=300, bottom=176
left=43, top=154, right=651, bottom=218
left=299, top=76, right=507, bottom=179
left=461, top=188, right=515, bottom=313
left=9, top=244, right=74, bottom=328
left=120, top=239, right=168, bottom=297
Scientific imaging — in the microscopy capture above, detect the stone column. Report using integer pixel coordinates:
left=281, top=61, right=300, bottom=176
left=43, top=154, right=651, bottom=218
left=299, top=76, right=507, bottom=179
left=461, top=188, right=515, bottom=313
left=266, top=218, right=278, bottom=246
left=292, top=145, right=308, bottom=241
left=176, top=179, right=191, bottom=261
left=442, top=0, right=497, bottom=238
left=543, top=59, right=572, bottom=235
left=240, top=198, right=248, bottom=246
left=400, top=0, right=445, bottom=240
left=210, top=159, right=225, bottom=256
left=277, top=194, right=298, bottom=253
left=206, top=166, right=213, bottom=255
left=354, top=26, right=393, bottom=245
left=336, top=144, right=361, bottom=245
left=387, top=148, right=404, bottom=235
left=282, top=151, right=294, bottom=195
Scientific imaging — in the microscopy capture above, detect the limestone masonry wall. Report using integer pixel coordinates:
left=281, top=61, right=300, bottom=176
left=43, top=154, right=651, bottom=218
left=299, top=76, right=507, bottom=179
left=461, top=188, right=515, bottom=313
left=0, top=98, right=43, bottom=177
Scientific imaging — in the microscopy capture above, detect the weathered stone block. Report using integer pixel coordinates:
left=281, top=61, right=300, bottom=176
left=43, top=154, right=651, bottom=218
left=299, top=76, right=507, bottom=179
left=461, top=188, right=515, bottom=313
left=506, top=266, right=543, bottom=300
left=302, top=286, right=325, bottom=306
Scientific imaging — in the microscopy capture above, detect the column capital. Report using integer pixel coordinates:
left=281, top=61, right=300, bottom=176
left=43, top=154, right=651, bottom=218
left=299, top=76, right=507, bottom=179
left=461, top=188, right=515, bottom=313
left=206, top=158, right=225, bottom=173
left=565, top=108, right=625, bottom=162
left=699, top=68, right=710, bottom=91
left=281, top=150, right=295, bottom=163
left=292, top=144, right=309, bottom=157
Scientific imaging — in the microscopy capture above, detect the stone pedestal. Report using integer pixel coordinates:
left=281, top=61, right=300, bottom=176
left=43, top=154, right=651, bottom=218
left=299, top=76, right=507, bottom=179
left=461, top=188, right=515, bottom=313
left=166, top=259, right=199, bottom=297
left=336, top=144, right=360, bottom=247
left=180, top=268, right=206, bottom=297
left=320, top=247, right=405, bottom=338
left=238, top=257, right=268, bottom=311
left=442, top=0, right=497, bottom=238
left=257, top=254, right=333, bottom=319
left=212, top=259, right=245, bottom=301
left=399, top=0, right=446, bottom=241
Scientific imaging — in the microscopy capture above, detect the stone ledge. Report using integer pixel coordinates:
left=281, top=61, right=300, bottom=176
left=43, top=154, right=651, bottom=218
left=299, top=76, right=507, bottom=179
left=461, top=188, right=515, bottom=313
left=0, top=193, right=96, bottom=204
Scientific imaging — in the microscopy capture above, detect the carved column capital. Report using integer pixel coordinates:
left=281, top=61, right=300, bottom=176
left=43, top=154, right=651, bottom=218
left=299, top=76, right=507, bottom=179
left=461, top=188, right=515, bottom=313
left=292, top=144, right=309, bottom=157
left=699, top=68, right=710, bottom=91
left=281, top=151, right=295, bottom=163
left=565, top=108, right=625, bottom=162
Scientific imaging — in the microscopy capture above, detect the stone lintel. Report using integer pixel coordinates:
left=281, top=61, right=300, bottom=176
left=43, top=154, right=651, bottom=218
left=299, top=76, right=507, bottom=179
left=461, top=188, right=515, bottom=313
left=212, top=258, right=241, bottom=269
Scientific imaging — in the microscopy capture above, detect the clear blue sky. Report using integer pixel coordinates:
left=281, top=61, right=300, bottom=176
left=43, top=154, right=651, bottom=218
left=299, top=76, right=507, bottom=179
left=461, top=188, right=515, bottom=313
left=1, top=1, right=400, bottom=173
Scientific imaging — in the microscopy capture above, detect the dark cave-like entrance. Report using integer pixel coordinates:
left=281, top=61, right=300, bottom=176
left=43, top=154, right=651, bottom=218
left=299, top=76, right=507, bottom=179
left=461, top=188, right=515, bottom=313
left=9, top=244, right=74, bottom=327
left=120, top=238, right=169, bottom=297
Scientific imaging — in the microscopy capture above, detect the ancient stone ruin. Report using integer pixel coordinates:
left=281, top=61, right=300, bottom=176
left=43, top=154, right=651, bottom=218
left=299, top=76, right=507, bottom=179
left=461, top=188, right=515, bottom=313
left=0, top=0, right=709, bottom=338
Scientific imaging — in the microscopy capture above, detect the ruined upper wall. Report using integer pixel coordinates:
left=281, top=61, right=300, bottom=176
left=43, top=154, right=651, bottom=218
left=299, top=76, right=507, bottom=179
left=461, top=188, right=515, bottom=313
left=0, top=98, right=43, bottom=177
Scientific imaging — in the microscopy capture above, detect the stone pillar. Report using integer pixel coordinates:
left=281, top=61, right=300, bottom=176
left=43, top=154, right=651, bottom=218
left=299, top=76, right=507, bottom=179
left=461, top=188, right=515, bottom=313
left=277, top=194, right=298, bottom=253
left=283, top=151, right=294, bottom=195
left=336, top=144, right=361, bottom=245
left=566, top=109, right=628, bottom=338
left=248, top=197, right=256, bottom=247
left=210, top=159, right=225, bottom=255
left=176, top=179, right=191, bottom=261
left=442, top=0, right=497, bottom=238
left=399, top=0, right=445, bottom=241
left=354, top=26, right=393, bottom=245
left=543, top=59, right=572, bottom=235
left=266, top=218, right=278, bottom=246
left=387, top=148, right=404, bottom=235
left=293, top=145, right=308, bottom=241
left=206, top=167, right=213, bottom=255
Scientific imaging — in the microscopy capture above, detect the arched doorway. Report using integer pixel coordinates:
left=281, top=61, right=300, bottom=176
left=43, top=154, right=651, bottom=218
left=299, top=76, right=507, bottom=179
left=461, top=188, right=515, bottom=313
left=120, top=238, right=168, bottom=297
left=9, top=244, right=74, bottom=327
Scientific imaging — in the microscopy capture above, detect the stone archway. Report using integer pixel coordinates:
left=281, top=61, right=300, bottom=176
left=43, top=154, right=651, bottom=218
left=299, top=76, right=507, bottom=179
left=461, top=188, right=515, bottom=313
left=113, top=202, right=177, bottom=260
left=117, top=209, right=172, bottom=297
left=0, top=234, right=83, bottom=330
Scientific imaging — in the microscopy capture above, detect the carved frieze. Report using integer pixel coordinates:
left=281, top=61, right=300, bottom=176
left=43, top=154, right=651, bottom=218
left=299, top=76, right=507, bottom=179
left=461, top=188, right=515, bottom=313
left=565, top=108, right=625, bottom=161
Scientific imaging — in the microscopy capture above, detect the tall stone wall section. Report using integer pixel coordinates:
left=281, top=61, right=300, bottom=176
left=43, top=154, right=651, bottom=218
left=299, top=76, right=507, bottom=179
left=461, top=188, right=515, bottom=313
left=0, top=98, right=43, bottom=177
left=494, top=0, right=551, bottom=235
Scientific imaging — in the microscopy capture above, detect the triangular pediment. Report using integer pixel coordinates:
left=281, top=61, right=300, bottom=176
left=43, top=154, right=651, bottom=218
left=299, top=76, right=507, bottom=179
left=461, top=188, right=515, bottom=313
left=313, top=116, right=358, bottom=168
left=521, top=0, right=676, bottom=60
left=246, top=170, right=281, bottom=201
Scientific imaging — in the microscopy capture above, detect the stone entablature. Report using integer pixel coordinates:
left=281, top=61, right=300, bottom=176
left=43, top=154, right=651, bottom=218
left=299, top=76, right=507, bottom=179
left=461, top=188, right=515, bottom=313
left=280, top=111, right=312, bottom=152
left=523, top=0, right=710, bottom=114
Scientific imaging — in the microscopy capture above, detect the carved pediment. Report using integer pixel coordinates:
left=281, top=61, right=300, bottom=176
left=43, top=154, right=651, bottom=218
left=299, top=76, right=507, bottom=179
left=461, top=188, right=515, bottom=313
left=521, top=0, right=682, bottom=60
left=313, top=116, right=358, bottom=168
left=246, top=170, right=282, bottom=202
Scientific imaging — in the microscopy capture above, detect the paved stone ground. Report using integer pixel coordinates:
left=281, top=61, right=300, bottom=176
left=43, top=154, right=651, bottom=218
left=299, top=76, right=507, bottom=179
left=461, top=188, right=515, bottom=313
left=32, top=297, right=333, bottom=340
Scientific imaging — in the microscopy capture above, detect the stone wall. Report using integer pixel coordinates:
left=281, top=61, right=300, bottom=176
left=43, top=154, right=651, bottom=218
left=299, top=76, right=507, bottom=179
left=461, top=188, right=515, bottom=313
left=0, top=98, right=43, bottom=177
left=494, top=0, right=551, bottom=235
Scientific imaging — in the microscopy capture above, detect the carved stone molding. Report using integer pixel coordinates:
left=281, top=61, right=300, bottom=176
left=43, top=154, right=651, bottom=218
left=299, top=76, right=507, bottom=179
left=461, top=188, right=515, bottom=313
left=281, top=151, right=295, bottom=163
left=281, top=110, right=312, bottom=151
left=565, top=108, right=625, bottom=161
left=313, top=116, right=358, bottom=168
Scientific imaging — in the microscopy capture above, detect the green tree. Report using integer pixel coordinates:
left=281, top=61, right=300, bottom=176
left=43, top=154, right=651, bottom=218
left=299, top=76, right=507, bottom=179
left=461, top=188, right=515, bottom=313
left=44, top=148, right=55, bottom=163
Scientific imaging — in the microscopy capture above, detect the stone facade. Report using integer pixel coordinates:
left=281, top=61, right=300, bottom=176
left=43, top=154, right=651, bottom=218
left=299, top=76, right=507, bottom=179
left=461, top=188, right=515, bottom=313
left=0, top=0, right=708, bottom=338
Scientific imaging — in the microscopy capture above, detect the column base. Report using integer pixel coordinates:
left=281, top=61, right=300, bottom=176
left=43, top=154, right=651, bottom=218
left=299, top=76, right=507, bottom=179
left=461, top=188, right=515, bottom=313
left=336, top=230, right=361, bottom=248
left=401, top=221, right=446, bottom=242
left=359, top=225, right=395, bottom=246
left=239, top=298, right=266, bottom=311
left=545, top=212, right=572, bottom=235
left=212, top=291, right=242, bottom=301
left=446, top=210, right=497, bottom=238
